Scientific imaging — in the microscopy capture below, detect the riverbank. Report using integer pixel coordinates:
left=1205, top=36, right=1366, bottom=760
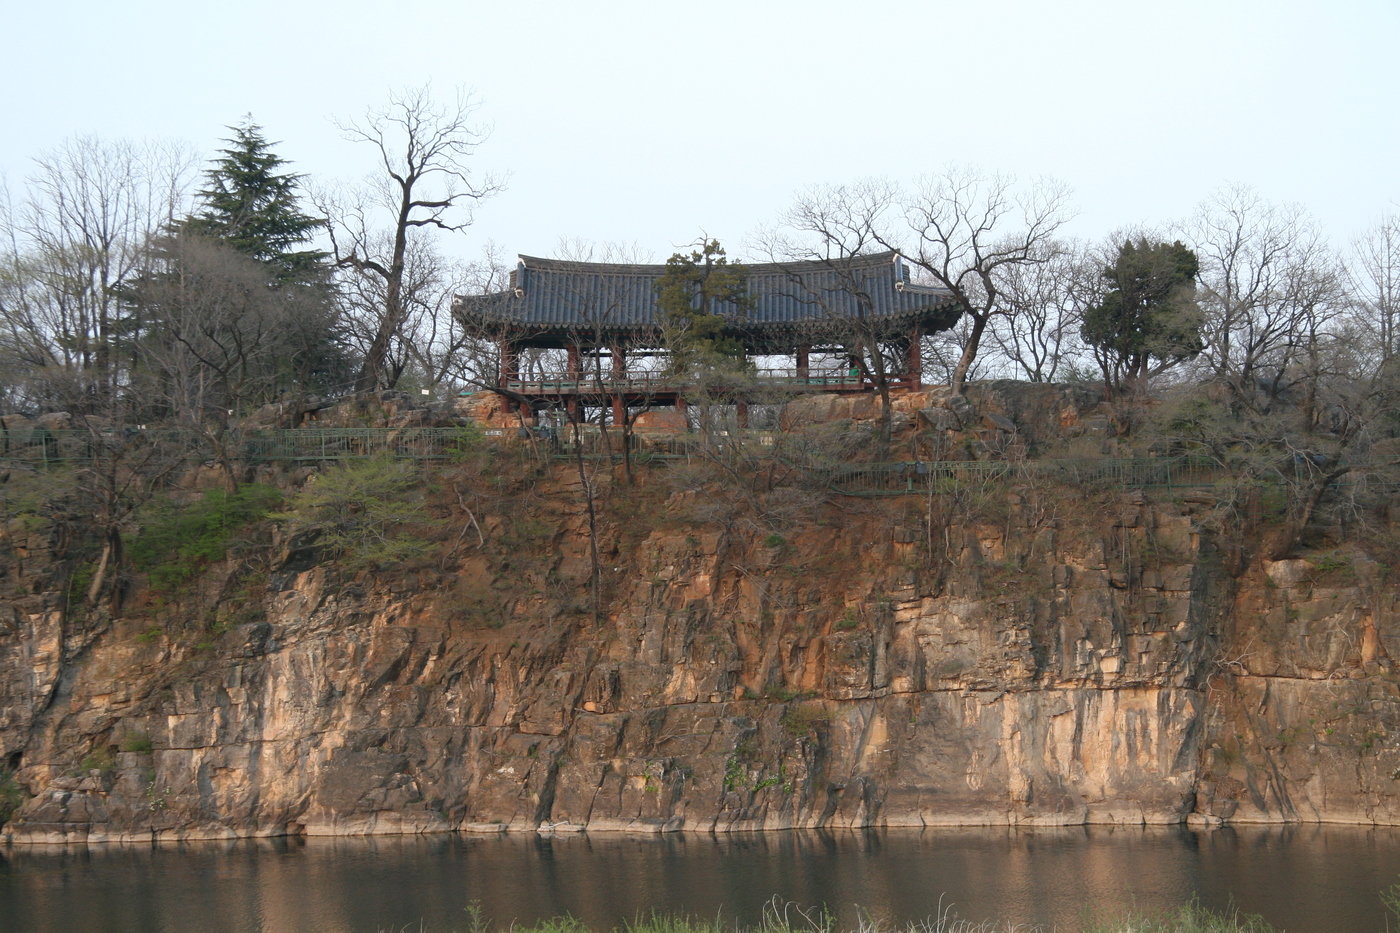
left=454, top=900, right=1285, bottom=933
left=2, top=825, right=1396, bottom=933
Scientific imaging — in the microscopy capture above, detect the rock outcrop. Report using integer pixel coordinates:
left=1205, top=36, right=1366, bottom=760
left=1, top=387, right=1397, bottom=842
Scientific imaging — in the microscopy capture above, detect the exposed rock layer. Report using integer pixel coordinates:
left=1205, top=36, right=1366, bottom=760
left=1, top=387, right=1397, bottom=842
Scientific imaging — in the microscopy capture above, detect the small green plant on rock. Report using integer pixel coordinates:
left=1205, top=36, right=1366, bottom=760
left=781, top=703, right=831, bottom=737
left=0, top=767, right=25, bottom=826
left=119, top=731, right=153, bottom=753
left=1305, top=550, right=1354, bottom=584
left=273, top=455, right=440, bottom=570
left=78, top=748, right=115, bottom=776
left=723, top=755, right=747, bottom=792
left=129, top=484, right=282, bottom=596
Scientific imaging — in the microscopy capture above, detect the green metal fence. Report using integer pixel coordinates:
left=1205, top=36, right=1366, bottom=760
left=238, top=427, right=498, bottom=462
left=0, top=424, right=1235, bottom=494
left=818, top=456, right=1223, bottom=496
left=0, top=426, right=505, bottom=467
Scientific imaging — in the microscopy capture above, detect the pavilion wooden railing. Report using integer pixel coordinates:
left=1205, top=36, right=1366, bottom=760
left=504, top=367, right=876, bottom=394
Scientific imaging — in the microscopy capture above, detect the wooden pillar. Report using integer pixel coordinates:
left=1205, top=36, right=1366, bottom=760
left=611, top=346, right=626, bottom=426
left=564, top=343, right=582, bottom=423
left=796, top=345, right=810, bottom=383
left=498, top=339, right=520, bottom=414
left=736, top=399, right=749, bottom=429
left=906, top=326, right=923, bottom=390
left=498, top=339, right=520, bottom=386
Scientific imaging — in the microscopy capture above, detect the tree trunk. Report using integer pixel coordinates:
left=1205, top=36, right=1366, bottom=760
left=1263, top=467, right=1347, bottom=561
left=950, top=314, right=989, bottom=396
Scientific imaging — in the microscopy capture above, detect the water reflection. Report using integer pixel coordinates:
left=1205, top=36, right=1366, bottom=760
left=1, top=826, right=1397, bottom=933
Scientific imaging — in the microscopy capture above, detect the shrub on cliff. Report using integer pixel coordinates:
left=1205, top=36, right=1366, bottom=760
left=0, top=767, right=23, bottom=826
left=273, top=455, right=438, bottom=570
left=129, top=483, right=283, bottom=595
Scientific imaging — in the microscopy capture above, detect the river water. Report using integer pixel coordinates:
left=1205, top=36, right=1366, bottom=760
left=1, top=825, right=1396, bottom=933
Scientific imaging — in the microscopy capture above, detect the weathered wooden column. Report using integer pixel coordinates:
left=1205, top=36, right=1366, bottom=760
left=611, top=346, right=626, bottom=427
left=498, top=339, right=521, bottom=414
left=796, top=345, right=810, bottom=383
left=906, top=325, right=923, bottom=389
left=566, top=343, right=581, bottom=381
left=498, top=340, right=520, bottom=387
left=566, top=343, right=582, bottom=421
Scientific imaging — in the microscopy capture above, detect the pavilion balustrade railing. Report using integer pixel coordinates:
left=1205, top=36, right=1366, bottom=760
left=505, top=367, right=869, bottom=395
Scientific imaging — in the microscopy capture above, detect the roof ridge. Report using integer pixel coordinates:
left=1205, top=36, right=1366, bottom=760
left=518, top=250, right=903, bottom=277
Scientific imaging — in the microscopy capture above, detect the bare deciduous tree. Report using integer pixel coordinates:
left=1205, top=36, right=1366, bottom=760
left=1188, top=186, right=1346, bottom=409
left=324, top=86, right=503, bottom=393
left=756, top=197, right=915, bottom=449
left=773, top=170, right=1072, bottom=395
left=988, top=239, right=1095, bottom=383
left=1350, top=212, right=1400, bottom=374
left=0, top=137, right=194, bottom=404
left=900, top=169, right=1073, bottom=394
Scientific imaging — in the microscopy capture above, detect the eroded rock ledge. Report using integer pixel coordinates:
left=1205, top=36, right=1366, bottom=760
left=2, top=386, right=1397, bottom=843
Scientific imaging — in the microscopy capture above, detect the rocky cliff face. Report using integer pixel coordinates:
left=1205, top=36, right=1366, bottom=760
left=1, top=387, right=1397, bottom=842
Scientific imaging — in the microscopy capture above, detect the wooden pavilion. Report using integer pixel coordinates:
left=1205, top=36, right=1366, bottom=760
left=451, top=251, right=959, bottom=423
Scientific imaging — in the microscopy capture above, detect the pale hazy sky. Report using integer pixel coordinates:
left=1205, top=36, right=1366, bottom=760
left=5, top=0, right=1396, bottom=262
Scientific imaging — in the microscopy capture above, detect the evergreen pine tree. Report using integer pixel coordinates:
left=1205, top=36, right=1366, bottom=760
left=655, top=239, right=751, bottom=376
left=124, top=118, right=352, bottom=409
left=1081, top=238, right=1204, bottom=393
left=183, top=117, right=328, bottom=285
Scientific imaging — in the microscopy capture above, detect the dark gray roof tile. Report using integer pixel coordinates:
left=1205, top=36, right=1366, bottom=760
left=454, top=250, right=958, bottom=344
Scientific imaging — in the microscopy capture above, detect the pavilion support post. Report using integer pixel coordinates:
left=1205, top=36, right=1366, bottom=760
left=566, top=343, right=581, bottom=383
left=611, top=346, right=626, bottom=426
left=499, top=339, right=520, bottom=386
left=499, top=339, right=521, bottom=413
left=796, top=345, right=810, bottom=383
left=906, top=326, right=923, bottom=390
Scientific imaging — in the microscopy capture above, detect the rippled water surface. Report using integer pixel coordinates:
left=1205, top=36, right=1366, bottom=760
left=2, top=825, right=1397, bottom=932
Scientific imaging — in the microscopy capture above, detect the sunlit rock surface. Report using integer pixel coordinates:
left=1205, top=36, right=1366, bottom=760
left=2, top=386, right=1397, bottom=841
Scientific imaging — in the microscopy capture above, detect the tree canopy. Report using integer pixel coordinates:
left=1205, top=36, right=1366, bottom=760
left=125, top=119, right=349, bottom=415
left=1080, top=238, right=1203, bottom=392
left=655, top=239, right=750, bottom=377
left=182, top=118, right=327, bottom=285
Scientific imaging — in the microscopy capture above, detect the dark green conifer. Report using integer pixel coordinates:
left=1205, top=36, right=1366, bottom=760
left=1081, top=238, right=1203, bottom=392
left=183, top=117, right=328, bottom=284
left=655, top=239, right=751, bottom=376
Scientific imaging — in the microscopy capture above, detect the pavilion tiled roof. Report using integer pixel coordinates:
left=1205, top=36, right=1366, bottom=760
left=453, top=251, right=959, bottom=348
